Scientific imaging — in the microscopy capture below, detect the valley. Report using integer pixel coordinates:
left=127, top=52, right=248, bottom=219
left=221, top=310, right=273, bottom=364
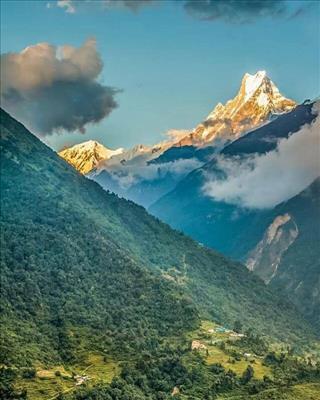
left=1, top=3, right=319, bottom=399
left=1, top=108, right=319, bottom=399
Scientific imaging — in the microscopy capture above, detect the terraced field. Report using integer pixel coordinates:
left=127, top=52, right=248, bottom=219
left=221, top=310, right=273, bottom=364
left=16, top=354, right=119, bottom=400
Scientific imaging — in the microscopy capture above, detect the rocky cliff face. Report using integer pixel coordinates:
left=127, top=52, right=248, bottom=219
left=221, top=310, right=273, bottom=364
left=246, top=213, right=299, bottom=284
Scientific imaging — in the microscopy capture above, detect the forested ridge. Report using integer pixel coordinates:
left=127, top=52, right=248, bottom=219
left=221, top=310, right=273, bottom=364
left=0, top=109, right=319, bottom=399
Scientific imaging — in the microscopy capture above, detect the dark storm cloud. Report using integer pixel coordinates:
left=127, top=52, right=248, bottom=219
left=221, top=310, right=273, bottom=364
left=0, top=38, right=118, bottom=136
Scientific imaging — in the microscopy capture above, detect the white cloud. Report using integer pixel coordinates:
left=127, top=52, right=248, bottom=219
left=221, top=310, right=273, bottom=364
left=203, top=104, right=320, bottom=209
left=108, top=158, right=202, bottom=189
left=57, top=0, right=75, bottom=13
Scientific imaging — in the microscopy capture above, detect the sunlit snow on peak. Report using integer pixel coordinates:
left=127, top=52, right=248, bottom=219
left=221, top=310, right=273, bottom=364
left=243, top=70, right=268, bottom=101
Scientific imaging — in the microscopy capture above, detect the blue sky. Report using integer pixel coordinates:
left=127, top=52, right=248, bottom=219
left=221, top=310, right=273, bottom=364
left=1, top=0, right=319, bottom=150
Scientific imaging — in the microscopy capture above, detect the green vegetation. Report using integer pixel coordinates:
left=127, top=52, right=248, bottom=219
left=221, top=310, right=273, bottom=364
left=13, top=354, right=118, bottom=400
left=60, top=321, right=319, bottom=400
left=187, top=321, right=271, bottom=379
left=217, top=383, right=320, bottom=399
left=1, top=108, right=319, bottom=399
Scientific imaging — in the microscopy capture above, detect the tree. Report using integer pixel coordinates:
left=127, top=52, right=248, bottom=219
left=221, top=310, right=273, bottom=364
left=21, top=368, right=36, bottom=379
left=242, top=365, right=254, bottom=384
left=0, top=367, right=27, bottom=399
left=233, top=320, right=243, bottom=333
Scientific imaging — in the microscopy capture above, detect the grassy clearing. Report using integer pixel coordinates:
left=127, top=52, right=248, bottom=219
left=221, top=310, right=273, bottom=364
left=74, top=353, right=119, bottom=384
left=16, top=354, right=119, bottom=400
left=17, top=374, right=74, bottom=400
left=217, top=383, right=320, bottom=399
left=206, top=345, right=270, bottom=379
left=191, top=320, right=271, bottom=380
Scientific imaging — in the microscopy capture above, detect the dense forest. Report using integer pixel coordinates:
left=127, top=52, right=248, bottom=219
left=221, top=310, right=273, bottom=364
left=1, top=108, right=319, bottom=399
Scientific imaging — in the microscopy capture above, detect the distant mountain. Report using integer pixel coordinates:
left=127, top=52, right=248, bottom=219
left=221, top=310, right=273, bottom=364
left=149, top=144, right=219, bottom=165
left=96, top=143, right=168, bottom=169
left=89, top=140, right=205, bottom=207
left=176, top=70, right=296, bottom=146
left=150, top=102, right=318, bottom=256
left=222, top=101, right=316, bottom=156
left=58, top=140, right=124, bottom=174
left=60, top=140, right=174, bottom=175
left=1, top=109, right=314, bottom=372
left=139, top=71, right=296, bottom=170
left=59, top=71, right=296, bottom=208
left=150, top=101, right=320, bottom=329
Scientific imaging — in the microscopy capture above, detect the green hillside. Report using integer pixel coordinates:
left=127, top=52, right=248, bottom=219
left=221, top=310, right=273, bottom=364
left=1, top=109, right=319, bottom=399
left=0, top=109, right=199, bottom=368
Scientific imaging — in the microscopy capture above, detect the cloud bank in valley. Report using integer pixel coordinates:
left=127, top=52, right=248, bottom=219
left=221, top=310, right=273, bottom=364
left=203, top=104, right=320, bottom=209
left=0, top=38, right=118, bottom=136
left=104, top=158, right=202, bottom=189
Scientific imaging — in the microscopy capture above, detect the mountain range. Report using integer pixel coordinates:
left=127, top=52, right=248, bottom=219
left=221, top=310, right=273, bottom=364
left=56, top=73, right=319, bottom=334
left=150, top=101, right=320, bottom=330
left=1, top=71, right=320, bottom=398
left=59, top=71, right=297, bottom=208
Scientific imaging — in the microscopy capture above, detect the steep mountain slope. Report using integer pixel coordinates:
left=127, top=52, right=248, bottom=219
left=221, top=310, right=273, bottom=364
left=0, top=108, right=315, bottom=369
left=176, top=70, right=296, bottom=146
left=222, top=101, right=316, bottom=156
left=149, top=144, right=218, bottom=165
left=90, top=144, right=204, bottom=207
left=1, top=111, right=198, bottom=367
left=58, top=140, right=124, bottom=174
left=141, top=71, right=295, bottom=168
left=91, top=166, right=183, bottom=208
left=247, top=178, right=320, bottom=329
left=150, top=102, right=317, bottom=259
left=150, top=102, right=320, bottom=329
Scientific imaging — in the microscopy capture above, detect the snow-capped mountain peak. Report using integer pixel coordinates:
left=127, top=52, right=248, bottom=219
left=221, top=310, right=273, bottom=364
left=59, top=71, right=296, bottom=175
left=242, top=70, right=267, bottom=101
left=177, top=71, right=296, bottom=146
left=59, top=140, right=124, bottom=174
